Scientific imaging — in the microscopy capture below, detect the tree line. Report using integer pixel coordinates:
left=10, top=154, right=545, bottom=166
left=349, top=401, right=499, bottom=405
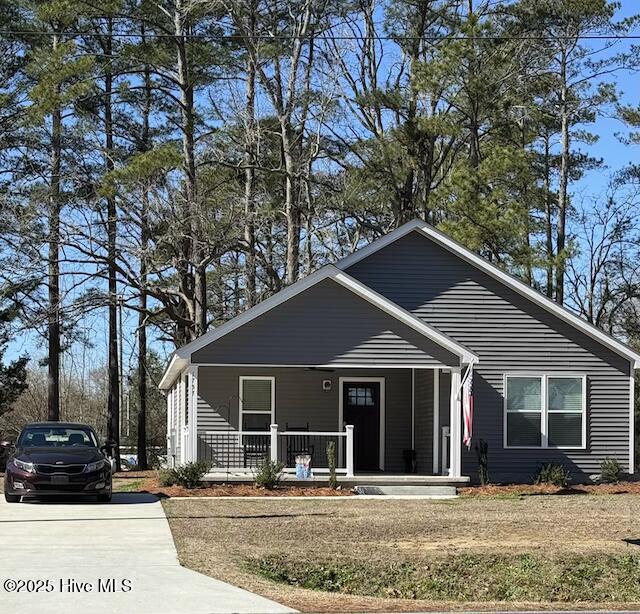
left=0, top=0, right=639, bottom=466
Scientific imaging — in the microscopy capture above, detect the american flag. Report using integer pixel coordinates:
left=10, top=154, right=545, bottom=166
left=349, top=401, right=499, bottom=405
left=462, top=366, right=474, bottom=449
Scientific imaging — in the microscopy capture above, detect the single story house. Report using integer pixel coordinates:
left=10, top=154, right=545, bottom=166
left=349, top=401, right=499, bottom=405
left=159, top=219, right=640, bottom=484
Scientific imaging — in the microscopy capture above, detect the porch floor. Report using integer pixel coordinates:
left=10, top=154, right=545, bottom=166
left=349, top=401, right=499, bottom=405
left=202, top=472, right=470, bottom=487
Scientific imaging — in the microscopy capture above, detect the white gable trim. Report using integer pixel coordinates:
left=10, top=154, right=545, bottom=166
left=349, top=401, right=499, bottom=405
left=159, top=264, right=477, bottom=389
left=337, top=219, right=640, bottom=369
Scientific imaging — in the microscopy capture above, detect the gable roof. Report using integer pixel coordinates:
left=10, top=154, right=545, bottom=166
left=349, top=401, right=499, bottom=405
left=338, top=218, right=640, bottom=369
left=159, top=264, right=478, bottom=389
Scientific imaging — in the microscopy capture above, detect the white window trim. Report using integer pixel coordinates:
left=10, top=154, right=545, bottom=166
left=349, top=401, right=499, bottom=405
left=238, top=376, right=276, bottom=440
left=503, top=373, right=587, bottom=450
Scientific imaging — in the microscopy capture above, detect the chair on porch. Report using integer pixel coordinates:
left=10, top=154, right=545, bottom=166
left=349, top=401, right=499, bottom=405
left=242, top=423, right=270, bottom=468
left=285, top=423, right=314, bottom=467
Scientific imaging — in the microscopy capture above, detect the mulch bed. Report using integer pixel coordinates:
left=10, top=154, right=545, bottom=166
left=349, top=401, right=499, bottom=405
left=124, top=475, right=353, bottom=498
left=459, top=481, right=640, bottom=497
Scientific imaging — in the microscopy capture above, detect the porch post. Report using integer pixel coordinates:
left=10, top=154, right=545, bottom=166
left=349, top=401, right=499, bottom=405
left=433, top=369, right=440, bottom=475
left=166, top=388, right=174, bottom=468
left=345, top=424, right=355, bottom=477
left=449, top=367, right=462, bottom=478
left=187, top=366, right=198, bottom=463
left=270, top=424, right=278, bottom=463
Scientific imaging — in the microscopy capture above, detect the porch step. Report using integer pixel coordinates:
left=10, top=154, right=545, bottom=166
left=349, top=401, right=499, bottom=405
left=354, top=485, right=458, bottom=498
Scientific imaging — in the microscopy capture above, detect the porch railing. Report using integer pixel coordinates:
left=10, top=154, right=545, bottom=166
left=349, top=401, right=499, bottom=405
left=197, top=424, right=354, bottom=477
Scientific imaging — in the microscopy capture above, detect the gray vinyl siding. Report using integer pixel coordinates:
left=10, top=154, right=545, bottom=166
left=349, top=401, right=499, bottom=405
left=196, top=366, right=412, bottom=472
left=192, top=279, right=458, bottom=367
left=347, top=230, right=632, bottom=481
left=414, top=370, right=433, bottom=474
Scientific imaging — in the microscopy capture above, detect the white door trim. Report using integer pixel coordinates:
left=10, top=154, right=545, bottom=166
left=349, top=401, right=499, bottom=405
left=338, top=376, right=386, bottom=471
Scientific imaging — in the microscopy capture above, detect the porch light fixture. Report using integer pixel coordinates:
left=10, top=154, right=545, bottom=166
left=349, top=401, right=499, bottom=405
left=322, top=380, right=332, bottom=392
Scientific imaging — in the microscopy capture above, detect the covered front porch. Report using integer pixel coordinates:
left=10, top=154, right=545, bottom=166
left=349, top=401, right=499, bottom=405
left=166, top=365, right=471, bottom=484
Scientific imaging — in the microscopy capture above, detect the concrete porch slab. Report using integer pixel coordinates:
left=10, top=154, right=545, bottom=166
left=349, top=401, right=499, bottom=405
left=203, top=471, right=469, bottom=488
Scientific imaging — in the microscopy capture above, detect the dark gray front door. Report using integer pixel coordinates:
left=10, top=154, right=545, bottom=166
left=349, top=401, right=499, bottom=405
left=343, top=382, right=380, bottom=471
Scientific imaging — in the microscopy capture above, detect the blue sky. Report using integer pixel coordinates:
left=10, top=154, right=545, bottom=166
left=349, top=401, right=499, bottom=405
left=5, top=0, right=640, bottom=375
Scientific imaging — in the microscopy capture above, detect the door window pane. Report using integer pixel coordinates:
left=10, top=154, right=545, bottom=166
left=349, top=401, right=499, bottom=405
left=347, top=386, right=375, bottom=406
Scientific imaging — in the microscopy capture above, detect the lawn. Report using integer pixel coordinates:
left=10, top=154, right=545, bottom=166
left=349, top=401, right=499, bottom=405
left=163, top=495, right=640, bottom=612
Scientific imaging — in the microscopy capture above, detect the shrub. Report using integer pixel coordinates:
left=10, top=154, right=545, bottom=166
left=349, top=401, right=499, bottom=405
left=172, top=461, right=211, bottom=489
left=254, top=459, right=284, bottom=489
left=475, top=439, right=489, bottom=485
left=157, top=468, right=176, bottom=487
left=326, top=440, right=337, bottom=489
left=534, top=463, right=571, bottom=488
left=600, top=457, right=623, bottom=483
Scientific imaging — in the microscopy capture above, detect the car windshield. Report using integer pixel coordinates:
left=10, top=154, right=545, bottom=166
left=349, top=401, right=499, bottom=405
left=18, top=427, right=98, bottom=448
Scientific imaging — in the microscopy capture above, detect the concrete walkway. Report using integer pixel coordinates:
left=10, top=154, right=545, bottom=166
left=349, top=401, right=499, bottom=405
left=0, top=493, right=294, bottom=614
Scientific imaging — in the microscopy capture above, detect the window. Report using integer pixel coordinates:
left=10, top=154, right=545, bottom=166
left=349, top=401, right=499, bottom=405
left=346, top=386, right=375, bottom=407
left=505, top=377, right=542, bottom=447
left=239, top=376, right=275, bottom=434
left=504, top=375, right=586, bottom=449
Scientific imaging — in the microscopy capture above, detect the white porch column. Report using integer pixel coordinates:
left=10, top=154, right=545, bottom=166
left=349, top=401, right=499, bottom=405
left=166, top=388, right=174, bottom=468
left=433, top=369, right=440, bottom=475
left=187, top=366, right=198, bottom=463
left=345, top=424, right=355, bottom=477
left=179, top=376, right=186, bottom=465
left=449, top=367, right=462, bottom=478
left=270, top=424, right=279, bottom=463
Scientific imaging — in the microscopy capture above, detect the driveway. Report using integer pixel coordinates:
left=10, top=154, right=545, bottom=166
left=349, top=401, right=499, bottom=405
left=0, top=493, right=294, bottom=614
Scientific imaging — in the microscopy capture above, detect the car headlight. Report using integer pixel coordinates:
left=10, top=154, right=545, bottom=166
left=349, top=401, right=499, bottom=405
left=13, top=458, right=34, bottom=473
left=84, top=460, right=107, bottom=473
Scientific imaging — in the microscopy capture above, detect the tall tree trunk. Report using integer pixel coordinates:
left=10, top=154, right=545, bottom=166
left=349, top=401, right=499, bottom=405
left=243, top=6, right=257, bottom=307
left=104, top=17, right=120, bottom=470
left=137, top=27, right=151, bottom=471
left=47, top=32, right=61, bottom=422
left=283, top=125, right=300, bottom=285
left=175, top=0, right=205, bottom=340
left=556, top=47, right=569, bottom=306
left=543, top=133, right=554, bottom=298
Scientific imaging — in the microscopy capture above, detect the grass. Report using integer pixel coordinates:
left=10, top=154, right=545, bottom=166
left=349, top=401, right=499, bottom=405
left=247, top=553, right=640, bottom=602
left=112, top=478, right=144, bottom=493
left=163, top=494, right=640, bottom=612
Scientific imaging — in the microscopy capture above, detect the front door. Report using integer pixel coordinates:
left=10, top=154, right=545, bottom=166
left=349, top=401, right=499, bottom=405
left=343, top=382, right=380, bottom=471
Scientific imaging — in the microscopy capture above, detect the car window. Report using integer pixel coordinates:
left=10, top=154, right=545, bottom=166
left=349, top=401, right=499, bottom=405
left=18, top=428, right=98, bottom=448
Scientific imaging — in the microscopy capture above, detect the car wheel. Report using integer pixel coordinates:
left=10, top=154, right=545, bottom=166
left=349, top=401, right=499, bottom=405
left=4, top=491, right=20, bottom=503
left=97, top=492, right=112, bottom=503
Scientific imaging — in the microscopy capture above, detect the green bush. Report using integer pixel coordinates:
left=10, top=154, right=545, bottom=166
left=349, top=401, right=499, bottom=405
left=534, top=463, right=571, bottom=487
left=600, top=457, right=623, bottom=483
left=158, top=468, right=176, bottom=487
left=326, top=440, right=337, bottom=490
left=254, top=459, right=284, bottom=489
left=172, top=461, right=211, bottom=489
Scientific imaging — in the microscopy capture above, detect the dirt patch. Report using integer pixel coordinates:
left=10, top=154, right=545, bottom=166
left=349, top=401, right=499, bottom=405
left=163, top=495, right=640, bottom=612
left=459, top=481, right=640, bottom=497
